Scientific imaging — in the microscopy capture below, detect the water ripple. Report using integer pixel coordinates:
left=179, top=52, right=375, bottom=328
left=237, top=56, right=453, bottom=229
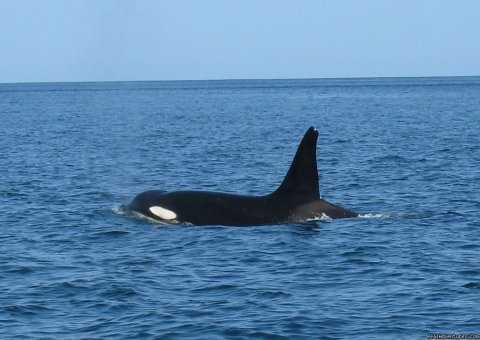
left=2, top=78, right=480, bottom=338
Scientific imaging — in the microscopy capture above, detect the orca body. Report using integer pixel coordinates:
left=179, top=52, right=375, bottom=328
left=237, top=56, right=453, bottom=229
left=129, top=127, right=357, bottom=226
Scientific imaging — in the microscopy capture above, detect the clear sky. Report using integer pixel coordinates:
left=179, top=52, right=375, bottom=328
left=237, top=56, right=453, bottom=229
left=1, top=0, right=479, bottom=83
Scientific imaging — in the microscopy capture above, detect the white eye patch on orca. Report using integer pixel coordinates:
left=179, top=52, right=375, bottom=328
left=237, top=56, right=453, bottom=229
left=149, top=206, right=177, bottom=220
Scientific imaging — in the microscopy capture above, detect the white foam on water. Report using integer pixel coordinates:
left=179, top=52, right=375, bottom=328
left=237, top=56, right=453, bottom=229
left=306, top=213, right=333, bottom=222
left=358, top=213, right=403, bottom=219
left=112, top=205, right=130, bottom=216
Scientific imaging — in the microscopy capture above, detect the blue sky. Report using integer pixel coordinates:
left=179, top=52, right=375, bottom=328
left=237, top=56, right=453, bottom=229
left=1, top=0, right=479, bottom=83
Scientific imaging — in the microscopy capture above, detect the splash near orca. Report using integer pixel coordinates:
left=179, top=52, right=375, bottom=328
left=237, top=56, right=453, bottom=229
left=129, top=127, right=357, bottom=226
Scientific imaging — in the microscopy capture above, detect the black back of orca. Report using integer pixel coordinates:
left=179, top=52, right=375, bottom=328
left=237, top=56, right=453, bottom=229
left=129, top=127, right=357, bottom=226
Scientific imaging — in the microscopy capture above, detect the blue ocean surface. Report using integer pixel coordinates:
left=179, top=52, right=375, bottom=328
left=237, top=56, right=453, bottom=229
left=1, top=77, right=479, bottom=339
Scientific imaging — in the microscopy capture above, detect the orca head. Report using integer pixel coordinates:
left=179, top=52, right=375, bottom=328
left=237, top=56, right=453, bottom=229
left=129, top=191, right=178, bottom=221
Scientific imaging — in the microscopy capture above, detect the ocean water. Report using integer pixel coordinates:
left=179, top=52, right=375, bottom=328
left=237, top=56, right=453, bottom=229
left=1, top=77, right=479, bottom=339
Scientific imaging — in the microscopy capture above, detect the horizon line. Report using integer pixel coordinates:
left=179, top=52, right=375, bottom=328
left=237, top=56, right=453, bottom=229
left=1, top=74, right=479, bottom=86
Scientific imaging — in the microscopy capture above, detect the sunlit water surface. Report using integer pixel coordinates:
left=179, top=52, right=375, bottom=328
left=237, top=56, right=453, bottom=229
left=1, top=77, right=479, bottom=338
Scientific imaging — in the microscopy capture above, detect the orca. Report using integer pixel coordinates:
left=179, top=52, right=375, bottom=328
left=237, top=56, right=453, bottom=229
left=129, top=127, right=357, bottom=226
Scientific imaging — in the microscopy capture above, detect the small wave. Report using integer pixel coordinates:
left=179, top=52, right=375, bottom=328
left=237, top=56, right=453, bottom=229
left=3, top=303, right=55, bottom=315
left=307, top=212, right=409, bottom=221
left=111, top=204, right=131, bottom=216
left=7, top=266, right=35, bottom=274
left=358, top=213, right=409, bottom=219
left=93, top=230, right=130, bottom=238
left=306, top=213, right=333, bottom=222
left=97, top=286, right=143, bottom=299
left=358, top=213, right=390, bottom=219
left=191, top=284, right=237, bottom=293
left=463, top=282, right=480, bottom=289
left=255, top=290, right=292, bottom=299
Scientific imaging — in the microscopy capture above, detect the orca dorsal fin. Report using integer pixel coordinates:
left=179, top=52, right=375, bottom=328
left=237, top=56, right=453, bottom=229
left=273, top=127, right=320, bottom=198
